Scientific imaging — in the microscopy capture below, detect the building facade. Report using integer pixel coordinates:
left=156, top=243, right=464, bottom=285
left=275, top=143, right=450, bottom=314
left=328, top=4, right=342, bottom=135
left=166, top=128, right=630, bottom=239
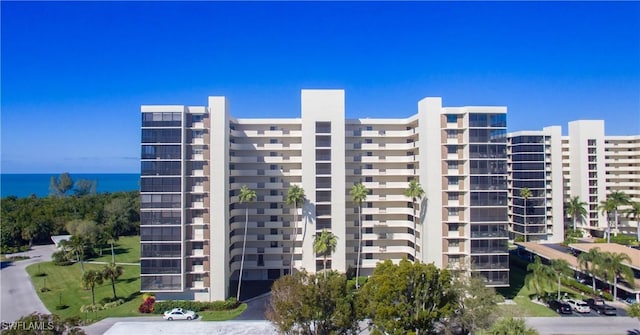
left=507, top=127, right=564, bottom=243
left=140, top=90, right=510, bottom=301
left=507, top=120, right=640, bottom=243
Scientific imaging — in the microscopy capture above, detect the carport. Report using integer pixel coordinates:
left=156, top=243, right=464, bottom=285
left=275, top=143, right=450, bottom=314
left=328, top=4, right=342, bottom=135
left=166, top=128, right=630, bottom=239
left=516, top=242, right=640, bottom=303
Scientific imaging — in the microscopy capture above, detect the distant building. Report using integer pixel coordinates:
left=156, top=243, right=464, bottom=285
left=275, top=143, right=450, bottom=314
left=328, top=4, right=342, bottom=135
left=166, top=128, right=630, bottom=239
left=139, top=90, right=510, bottom=301
left=508, top=120, right=640, bottom=242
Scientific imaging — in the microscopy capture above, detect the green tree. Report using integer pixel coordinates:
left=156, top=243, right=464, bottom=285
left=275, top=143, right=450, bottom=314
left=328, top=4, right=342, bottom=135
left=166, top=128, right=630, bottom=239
left=102, top=262, right=124, bottom=300
left=519, top=187, right=532, bottom=242
left=2, top=313, right=86, bottom=335
left=608, top=191, right=630, bottom=236
left=350, top=182, right=368, bottom=288
left=525, top=256, right=553, bottom=300
left=81, top=269, right=104, bottom=305
left=60, top=235, right=87, bottom=272
left=598, top=198, right=617, bottom=243
left=550, top=259, right=572, bottom=300
left=74, top=179, right=97, bottom=196
left=625, top=201, right=640, bottom=242
left=485, top=317, right=538, bottom=335
left=359, top=259, right=456, bottom=335
left=313, top=229, right=338, bottom=276
left=405, top=179, right=425, bottom=262
left=451, top=274, right=500, bottom=335
left=103, top=197, right=131, bottom=263
left=628, top=303, right=640, bottom=321
left=565, top=196, right=587, bottom=232
left=266, top=270, right=360, bottom=335
left=577, top=247, right=602, bottom=292
left=286, top=184, right=306, bottom=274
left=598, top=251, right=634, bottom=301
left=236, top=185, right=256, bottom=301
left=49, top=172, right=74, bottom=197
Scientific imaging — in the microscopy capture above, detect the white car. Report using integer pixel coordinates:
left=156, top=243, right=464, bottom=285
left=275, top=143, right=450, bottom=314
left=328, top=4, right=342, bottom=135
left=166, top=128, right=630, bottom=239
left=163, top=308, right=197, bottom=320
left=564, top=299, right=591, bottom=313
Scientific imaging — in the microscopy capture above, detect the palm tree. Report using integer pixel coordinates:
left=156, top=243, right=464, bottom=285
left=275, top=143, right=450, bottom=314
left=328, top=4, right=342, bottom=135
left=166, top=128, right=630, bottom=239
left=598, top=251, right=634, bottom=301
left=598, top=198, right=617, bottom=243
left=550, top=259, right=572, bottom=300
left=286, top=185, right=306, bottom=274
left=102, top=263, right=124, bottom=300
left=313, top=229, right=338, bottom=277
left=404, top=179, right=425, bottom=262
left=608, top=191, right=630, bottom=236
left=525, top=256, right=553, bottom=300
left=236, top=185, right=256, bottom=301
left=62, top=236, right=86, bottom=273
left=519, top=187, right=533, bottom=242
left=625, top=201, right=640, bottom=242
left=350, top=182, right=368, bottom=288
left=577, top=247, right=602, bottom=292
left=81, top=269, right=104, bottom=305
left=565, top=196, right=587, bottom=232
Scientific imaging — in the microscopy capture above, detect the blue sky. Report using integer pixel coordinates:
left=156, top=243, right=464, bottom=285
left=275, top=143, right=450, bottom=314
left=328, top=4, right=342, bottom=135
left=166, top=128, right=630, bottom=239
left=2, top=1, right=639, bottom=173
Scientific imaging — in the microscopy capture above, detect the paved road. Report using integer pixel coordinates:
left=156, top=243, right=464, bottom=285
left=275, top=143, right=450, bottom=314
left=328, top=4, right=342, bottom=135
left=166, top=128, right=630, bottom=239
left=0, top=244, right=55, bottom=323
left=235, top=293, right=269, bottom=320
left=525, top=317, right=640, bottom=335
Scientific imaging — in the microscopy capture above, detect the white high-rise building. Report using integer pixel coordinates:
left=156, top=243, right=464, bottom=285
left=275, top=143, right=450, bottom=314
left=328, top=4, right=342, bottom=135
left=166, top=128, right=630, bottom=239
left=507, top=120, right=640, bottom=243
left=139, top=89, right=510, bottom=301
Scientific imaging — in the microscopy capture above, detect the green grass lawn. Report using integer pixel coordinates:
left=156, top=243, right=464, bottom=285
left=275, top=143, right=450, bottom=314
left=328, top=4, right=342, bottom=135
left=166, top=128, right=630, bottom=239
left=27, top=236, right=245, bottom=323
left=27, top=261, right=143, bottom=323
left=87, top=236, right=140, bottom=264
left=199, top=304, right=247, bottom=321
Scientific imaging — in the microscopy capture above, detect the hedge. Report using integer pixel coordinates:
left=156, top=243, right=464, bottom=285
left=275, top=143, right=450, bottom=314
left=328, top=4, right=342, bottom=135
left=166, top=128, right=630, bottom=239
left=594, top=235, right=638, bottom=246
left=153, top=298, right=239, bottom=314
left=560, top=276, right=614, bottom=301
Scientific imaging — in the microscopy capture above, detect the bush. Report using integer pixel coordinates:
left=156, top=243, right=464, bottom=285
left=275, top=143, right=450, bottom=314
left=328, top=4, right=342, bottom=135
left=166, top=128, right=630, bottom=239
left=560, top=277, right=614, bottom=301
left=0, top=245, right=30, bottom=254
left=138, top=296, right=155, bottom=313
left=153, top=298, right=240, bottom=314
left=594, top=235, right=637, bottom=245
left=52, top=250, right=73, bottom=266
left=103, top=299, right=124, bottom=309
left=80, top=304, right=104, bottom=313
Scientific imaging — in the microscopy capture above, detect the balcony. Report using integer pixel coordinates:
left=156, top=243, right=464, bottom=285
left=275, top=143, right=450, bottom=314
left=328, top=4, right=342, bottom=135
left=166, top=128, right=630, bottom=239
left=190, top=281, right=205, bottom=289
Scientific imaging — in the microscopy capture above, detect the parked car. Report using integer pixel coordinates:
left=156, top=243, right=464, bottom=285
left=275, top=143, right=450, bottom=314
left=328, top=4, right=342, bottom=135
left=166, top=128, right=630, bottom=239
left=548, top=299, right=572, bottom=314
left=584, top=298, right=616, bottom=315
left=563, top=298, right=591, bottom=313
left=163, top=308, right=198, bottom=320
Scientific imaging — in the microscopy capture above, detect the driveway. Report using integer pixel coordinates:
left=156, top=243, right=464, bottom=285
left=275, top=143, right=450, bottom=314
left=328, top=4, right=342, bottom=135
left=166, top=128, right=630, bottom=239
left=0, top=244, right=55, bottom=323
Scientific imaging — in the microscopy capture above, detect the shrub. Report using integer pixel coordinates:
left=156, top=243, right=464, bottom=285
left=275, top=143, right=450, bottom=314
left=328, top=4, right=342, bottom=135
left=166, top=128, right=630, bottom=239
left=80, top=304, right=104, bottom=313
left=52, top=250, right=73, bottom=266
left=560, top=277, right=614, bottom=301
left=152, top=298, right=240, bottom=314
left=103, top=299, right=124, bottom=309
left=594, top=235, right=637, bottom=245
left=138, top=296, right=155, bottom=313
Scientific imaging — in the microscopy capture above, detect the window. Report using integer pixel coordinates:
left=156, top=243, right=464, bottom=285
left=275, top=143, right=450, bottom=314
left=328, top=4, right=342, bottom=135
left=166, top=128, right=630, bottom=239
left=316, top=122, right=331, bottom=134
left=448, top=176, right=459, bottom=185
left=447, top=130, right=457, bottom=138
left=446, top=115, right=457, bottom=123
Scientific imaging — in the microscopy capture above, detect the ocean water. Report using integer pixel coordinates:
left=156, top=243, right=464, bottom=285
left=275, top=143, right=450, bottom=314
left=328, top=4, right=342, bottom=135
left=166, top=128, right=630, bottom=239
left=1, top=173, right=140, bottom=198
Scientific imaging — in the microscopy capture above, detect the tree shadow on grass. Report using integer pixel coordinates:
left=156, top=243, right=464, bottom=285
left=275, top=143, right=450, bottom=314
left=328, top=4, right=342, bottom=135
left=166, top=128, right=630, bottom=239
left=123, top=291, right=142, bottom=303
left=496, top=257, right=527, bottom=299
